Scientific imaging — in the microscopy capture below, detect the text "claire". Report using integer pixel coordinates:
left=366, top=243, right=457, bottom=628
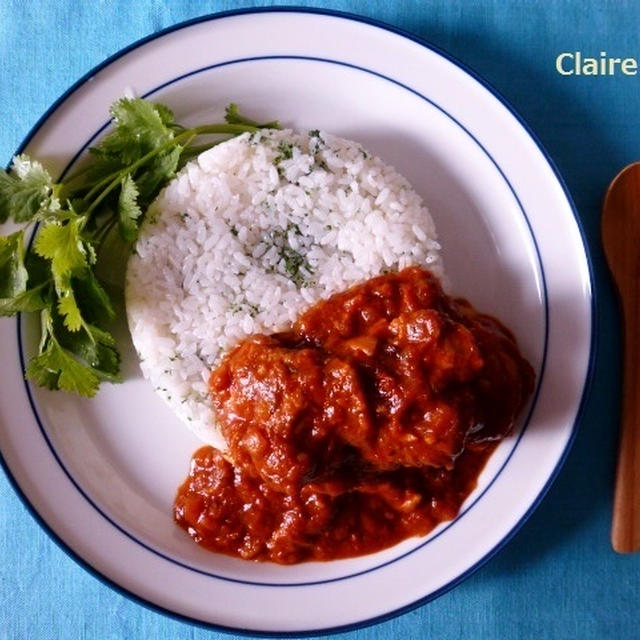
left=556, top=51, right=638, bottom=76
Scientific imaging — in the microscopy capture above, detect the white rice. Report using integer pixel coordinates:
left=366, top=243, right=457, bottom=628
left=125, top=128, right=443, bottom=448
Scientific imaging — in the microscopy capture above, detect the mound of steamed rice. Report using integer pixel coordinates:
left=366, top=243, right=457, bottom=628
left=125, top=128, right=443, bottom=448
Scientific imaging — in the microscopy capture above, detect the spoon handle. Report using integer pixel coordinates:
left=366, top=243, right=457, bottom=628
left=612, top=287, right=640, bottom=552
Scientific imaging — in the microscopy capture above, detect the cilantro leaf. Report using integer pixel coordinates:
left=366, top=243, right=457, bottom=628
left=0, top=283, right=49, bottom=315
left=95, top=98, right=175, bottom=166
left=56, top=321, right=121, bottom=383
left=25, top=332, right=100, bottom=397
left=85, top=325, right=121, bottom=381
left=24, top=249, right=53, bottom=289
left=34, top=218, right=91, bottom=332
left=224, top=103, right=243, bottom=124
left=24, top=348, right=61, bottom=390
left=0, top=248, right=53, bottom=316
left=111, top=98, right=174, bottom=140
left=117, top=174, right=142, bottom=242
left=134, top=145, right=181, bottom=208
left=0, top=230, right=28, bottom=297
left=34, top=217, right=88, bottom=280
left=57, top=289, right=84, bottom=332
left=153, top=102, right=176, bottom=127
left=71, top=268, right=115, bottom=326
left=224, top=103, right=280, bottom=129
left=27, top=307, right=121, bottom=395
left=0, top=155, right=59, bottom=223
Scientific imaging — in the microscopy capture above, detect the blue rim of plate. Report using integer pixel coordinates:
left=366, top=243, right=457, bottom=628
left=0, top=6, right=597, bottom=637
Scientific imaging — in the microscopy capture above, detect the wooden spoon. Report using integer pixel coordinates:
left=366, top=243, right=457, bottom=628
left=602, top=161, right=640, bottom=553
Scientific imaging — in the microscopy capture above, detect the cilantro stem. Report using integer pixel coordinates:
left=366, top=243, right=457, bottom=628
left=186, top=124, right=260, bottom=136
left=93, top=214, right=118, bottom=249
left=38, top=308, right=51, bottom=354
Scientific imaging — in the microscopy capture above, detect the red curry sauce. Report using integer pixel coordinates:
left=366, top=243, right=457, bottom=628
left=174, top=266, right=535, bottom=563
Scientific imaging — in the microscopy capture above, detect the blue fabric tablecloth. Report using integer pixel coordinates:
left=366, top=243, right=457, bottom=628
left=1, top=1, right=638, bottom=638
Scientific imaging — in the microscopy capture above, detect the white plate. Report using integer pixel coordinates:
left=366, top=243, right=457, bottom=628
left=0, top=8, right=594, bottom=635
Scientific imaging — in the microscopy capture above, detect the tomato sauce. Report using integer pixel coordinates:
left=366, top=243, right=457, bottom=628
left=174, top=267, right=535, bottom=563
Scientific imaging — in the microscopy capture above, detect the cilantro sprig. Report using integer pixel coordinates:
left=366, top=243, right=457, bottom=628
left=0, top=98, right=279, bottom=397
